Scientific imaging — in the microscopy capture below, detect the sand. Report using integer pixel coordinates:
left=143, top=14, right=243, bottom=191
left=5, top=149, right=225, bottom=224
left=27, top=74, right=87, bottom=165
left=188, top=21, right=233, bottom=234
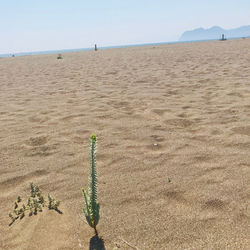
left=0, top=39, right=249, bottom=250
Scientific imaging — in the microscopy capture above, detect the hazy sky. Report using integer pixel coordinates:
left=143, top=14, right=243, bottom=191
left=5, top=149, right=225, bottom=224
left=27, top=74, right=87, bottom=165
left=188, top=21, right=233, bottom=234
left=1, top=0, right=250, bottom=54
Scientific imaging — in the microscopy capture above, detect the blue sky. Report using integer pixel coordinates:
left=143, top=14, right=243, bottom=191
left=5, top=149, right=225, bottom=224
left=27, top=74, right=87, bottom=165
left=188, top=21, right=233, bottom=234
left=0, top=0, right=250, bottom=53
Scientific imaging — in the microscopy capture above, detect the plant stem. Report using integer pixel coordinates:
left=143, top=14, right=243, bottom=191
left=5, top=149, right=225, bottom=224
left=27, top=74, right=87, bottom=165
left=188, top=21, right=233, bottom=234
left=94, top=226, right=98, bottom=235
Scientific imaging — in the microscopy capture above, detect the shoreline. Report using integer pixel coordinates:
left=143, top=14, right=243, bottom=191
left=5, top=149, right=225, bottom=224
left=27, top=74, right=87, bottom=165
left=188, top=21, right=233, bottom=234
left=0, top=36, right=248, bottom=58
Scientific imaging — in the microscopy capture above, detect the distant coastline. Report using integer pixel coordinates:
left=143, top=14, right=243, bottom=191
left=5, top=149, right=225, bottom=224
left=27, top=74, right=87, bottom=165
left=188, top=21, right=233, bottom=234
left=179, top=25, right=250, bottom=41
left=0, top=36, right=248, bottom=58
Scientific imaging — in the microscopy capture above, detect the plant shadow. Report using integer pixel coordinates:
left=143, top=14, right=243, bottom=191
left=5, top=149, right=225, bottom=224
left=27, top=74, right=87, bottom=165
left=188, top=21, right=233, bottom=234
left=55, top=208, right=63, bottom=214
left=89, top=235, right=106, bottom=250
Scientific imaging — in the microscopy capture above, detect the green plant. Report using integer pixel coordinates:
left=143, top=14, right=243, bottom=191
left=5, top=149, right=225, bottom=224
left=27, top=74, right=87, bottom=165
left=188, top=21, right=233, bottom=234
left=82, top=134, right=100, bottom=235
left=17, top=196, right=22, bottom=203
left=48, top=194, right=60, bottom=211
left=8, top=183, right=61, bottom=225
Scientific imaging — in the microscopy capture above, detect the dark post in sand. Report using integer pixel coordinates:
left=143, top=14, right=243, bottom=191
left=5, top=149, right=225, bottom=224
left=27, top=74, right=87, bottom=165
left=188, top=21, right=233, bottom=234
left=220, top=34, right=227, bottom=41
left=95, top=44, right=98, bottom=51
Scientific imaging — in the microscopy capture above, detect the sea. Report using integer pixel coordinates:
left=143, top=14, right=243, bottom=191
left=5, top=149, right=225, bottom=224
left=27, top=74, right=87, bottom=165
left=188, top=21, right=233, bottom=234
left=0, top=37, right=242, bottom=58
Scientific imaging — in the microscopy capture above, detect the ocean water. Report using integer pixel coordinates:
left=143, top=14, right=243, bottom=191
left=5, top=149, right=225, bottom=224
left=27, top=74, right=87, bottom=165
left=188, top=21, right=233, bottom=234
left=0, top=37, right=240, bottom=58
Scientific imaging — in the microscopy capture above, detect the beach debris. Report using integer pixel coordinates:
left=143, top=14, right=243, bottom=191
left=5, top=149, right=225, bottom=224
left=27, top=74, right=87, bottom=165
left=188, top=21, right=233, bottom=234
left=57, top=53, right=63, bottom=59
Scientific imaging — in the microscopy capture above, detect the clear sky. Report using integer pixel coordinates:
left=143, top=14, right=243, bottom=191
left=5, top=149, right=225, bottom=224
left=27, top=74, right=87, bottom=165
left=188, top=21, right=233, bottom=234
left=1, top=0, right=250, bottom=54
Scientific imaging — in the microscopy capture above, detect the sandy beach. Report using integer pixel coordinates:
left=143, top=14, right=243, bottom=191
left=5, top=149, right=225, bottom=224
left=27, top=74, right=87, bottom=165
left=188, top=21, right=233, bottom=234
left=0, top=39, right=249, bottom=249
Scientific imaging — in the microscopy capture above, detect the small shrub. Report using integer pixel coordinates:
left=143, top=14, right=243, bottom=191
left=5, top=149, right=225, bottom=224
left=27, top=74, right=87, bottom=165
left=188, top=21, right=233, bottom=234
left=8, top=183, right=61, bottom=225
left=48, top=194, right=61, bottom=211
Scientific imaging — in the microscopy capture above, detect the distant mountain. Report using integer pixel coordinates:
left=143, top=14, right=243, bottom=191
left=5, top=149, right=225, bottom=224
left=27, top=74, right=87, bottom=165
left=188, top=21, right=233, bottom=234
left=179, top=25, right=250, bottom=41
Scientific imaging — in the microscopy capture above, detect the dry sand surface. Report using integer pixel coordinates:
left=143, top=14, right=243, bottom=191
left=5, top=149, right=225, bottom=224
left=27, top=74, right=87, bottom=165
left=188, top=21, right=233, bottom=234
left=0, top=39, right=250, bottom=250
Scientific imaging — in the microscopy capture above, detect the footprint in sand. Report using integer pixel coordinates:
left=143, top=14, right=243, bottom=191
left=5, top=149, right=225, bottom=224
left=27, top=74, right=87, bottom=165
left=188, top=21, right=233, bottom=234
left=202, top=199, right=225, bottom=210
left=25, top=145, right=58, bottom=157
left=232, top=126, right=250, bottom=136
left=164, top=118, right=193, bottom=128
left=150, top=134, right=165, bottom=142
left=25, top=135, right=48, bottom=146
left=23, top=135, right=58, bottom=157
left=28, top=115, right=50, bottom=123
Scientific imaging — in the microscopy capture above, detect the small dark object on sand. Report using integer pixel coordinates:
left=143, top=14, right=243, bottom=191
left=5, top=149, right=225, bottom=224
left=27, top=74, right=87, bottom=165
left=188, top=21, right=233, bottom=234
left=57, top=54, right=63, bottom=59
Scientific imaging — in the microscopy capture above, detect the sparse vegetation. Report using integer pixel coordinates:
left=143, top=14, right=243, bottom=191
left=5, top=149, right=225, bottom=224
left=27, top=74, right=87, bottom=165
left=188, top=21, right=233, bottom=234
left=8, top=182, right=61, bottom=225
left=82, top=134, right=100, bottom=235
left=57, top=53, right=63, bottom=59
left=48, top=194, right=61, bottom=211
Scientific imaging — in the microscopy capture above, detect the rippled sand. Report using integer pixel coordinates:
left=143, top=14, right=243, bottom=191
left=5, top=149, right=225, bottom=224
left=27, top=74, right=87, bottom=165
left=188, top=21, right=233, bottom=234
left=0, top=39, right=249, bottom=249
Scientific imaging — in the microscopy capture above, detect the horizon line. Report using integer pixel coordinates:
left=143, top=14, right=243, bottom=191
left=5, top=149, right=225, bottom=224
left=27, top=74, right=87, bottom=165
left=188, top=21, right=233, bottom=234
left=0, top=36, right=247, bottom=57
